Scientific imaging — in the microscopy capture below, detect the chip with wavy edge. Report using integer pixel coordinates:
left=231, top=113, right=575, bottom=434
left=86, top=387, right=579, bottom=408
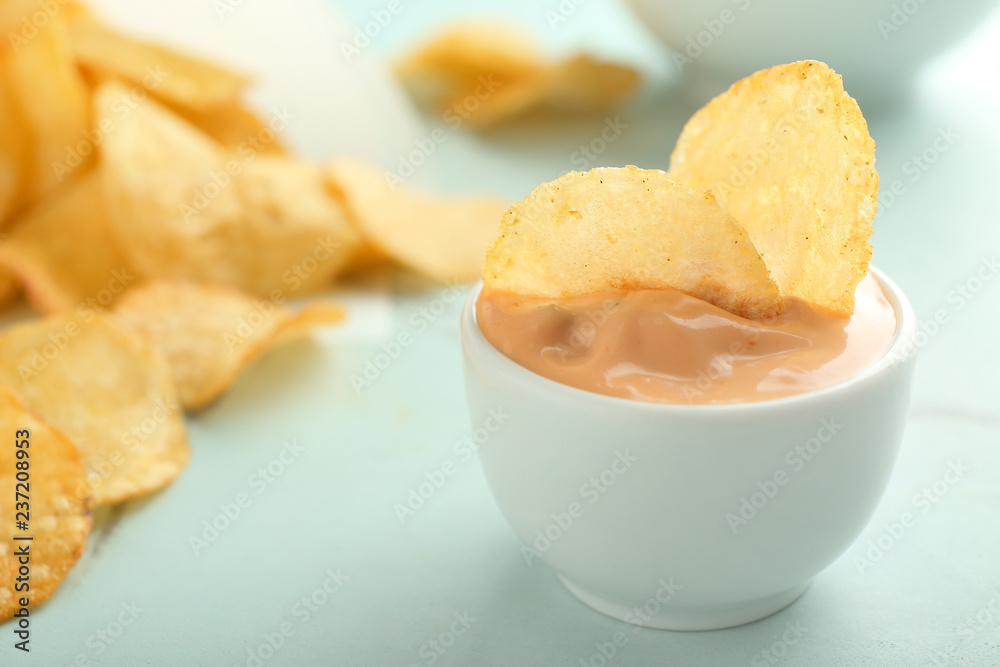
left=95, top=81, right=361, bottom=297
left=0, top=314, right=188, bottom=506
left=669, top=60, right=877, bottom=315
left=483, top=166, right=783, bottom=319
left=112, top=281, right=346, bottom=411
left=326, top=158, right=509, bottom=284
left=0, top=169, right=131, bottom=314
left=0, top=386, right=91, bottom=620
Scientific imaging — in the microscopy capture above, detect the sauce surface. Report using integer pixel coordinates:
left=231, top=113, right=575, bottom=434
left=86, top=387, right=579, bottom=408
left=476, top=273, right=897, bottom=404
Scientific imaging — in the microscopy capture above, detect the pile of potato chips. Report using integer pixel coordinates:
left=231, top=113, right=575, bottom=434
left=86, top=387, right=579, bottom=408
left=485, top=60, right=878, bottom=319
left=0, top=1, right=509, bottom=619
left=395, top=22, right=641, bottom=128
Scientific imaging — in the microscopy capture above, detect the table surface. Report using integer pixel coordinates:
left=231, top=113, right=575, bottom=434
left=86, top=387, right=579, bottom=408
left=7, top=1, right=1000, bottom=665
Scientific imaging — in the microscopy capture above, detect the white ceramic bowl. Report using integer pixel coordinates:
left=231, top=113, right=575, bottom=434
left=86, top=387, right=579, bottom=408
left=623, top=0, right=999, bottom=103
left=461, top=268, right=917, bottom=630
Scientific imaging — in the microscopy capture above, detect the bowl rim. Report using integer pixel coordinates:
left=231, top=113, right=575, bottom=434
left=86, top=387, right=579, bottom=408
left=461, top=266, right=917, bottom=414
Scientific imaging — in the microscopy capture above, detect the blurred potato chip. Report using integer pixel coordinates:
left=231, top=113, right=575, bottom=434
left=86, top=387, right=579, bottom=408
left=543, top=55, right=641, bottom=111
left=0, top=268, right=19, bottom=308
left=0, top=314, right=189, bottom=505
left=67, top=12, right=246, bottom=111
left=395, top=22, right=639, bottom=128
left=0, top=386, right=91, bottom=620
left=96, top=82, right=360, bottom=297
left=669, top=60, right=877, bottom=314
left=483, top=166, right=783, bottom=319
left=113, top=281, right=345, bottom=411
left=166, top=100, right=286, bottom=155
left=395, top=22, right=544, bottom=88
left=326, top=159, right=509, bottom=283
left=0, top=170, right=132, bottom=314
left=1, top=9, right=89, bottom=200
left=0, top=57, right=30, bottom=223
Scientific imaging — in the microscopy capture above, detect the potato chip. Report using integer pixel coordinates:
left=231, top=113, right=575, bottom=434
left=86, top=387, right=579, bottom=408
left=669, top=60, right=877, bottom=314
left=0, top=170, right=132, bottom=314
left=165, top=100, right=286, bottom=155
left=95, top=82, right=361, bottom=297
left=0, top=55, right=30, bottom=224
left=113, top=281, right=345, bottom=411
left=0, top=314, right=189, bottom=505
left=395, top=22, right=544, bottom=89
left=395, top=22, right=639, bottom=128
left=67, top=12, right=246, bottom=111
left=0, top=386, right=91, bottom=620
left=325, top=158, right=509, bottom=283
left=483, top=166, right=783, bottom=319
left=1, top=8, right=90, bottom=201
left=543, top=55, right=640, bottom=111
left=0, top=268, right=19, bottom=308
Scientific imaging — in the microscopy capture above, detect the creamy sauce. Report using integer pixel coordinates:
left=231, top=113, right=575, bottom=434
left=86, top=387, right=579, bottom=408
left=476, top=273, right=897, bottom=404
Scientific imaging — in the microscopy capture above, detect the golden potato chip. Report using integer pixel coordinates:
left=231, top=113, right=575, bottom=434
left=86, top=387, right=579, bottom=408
left=445, top=75, right=549, bottom=130
left=396, top=23, right=548, bottom=129
left=395, top=22, right=544, bottom=88
left=325, top=158, right=509, bottom=283
left=669, top=60, right=877, bottom=314
left=67, top=12, right=246, bottom=111
left=0, top=170, right=132, bottom=314
left=0, top=314, right=189, bottom=505
left=0, top=268, right=19, bottom=308
left=483, top=166, right=783, bottom=319
left=95, top=82, right=361, bottom=297
left=395, top=22, right=639, bottom=128
left=543, top=55, right=640, bottom=111
left=165, top=100, right=285, bottom=155
left=0, top=55, right=30, bottom=224
left=113, top=281, right=345, bottom=411
left=1, top=8, right=89, bottom=200
left=0, top=386, right=91, bottom=620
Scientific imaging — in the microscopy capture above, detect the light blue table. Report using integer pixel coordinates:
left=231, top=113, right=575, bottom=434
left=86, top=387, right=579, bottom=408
left=7, top=1, right=1000, bottom=665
